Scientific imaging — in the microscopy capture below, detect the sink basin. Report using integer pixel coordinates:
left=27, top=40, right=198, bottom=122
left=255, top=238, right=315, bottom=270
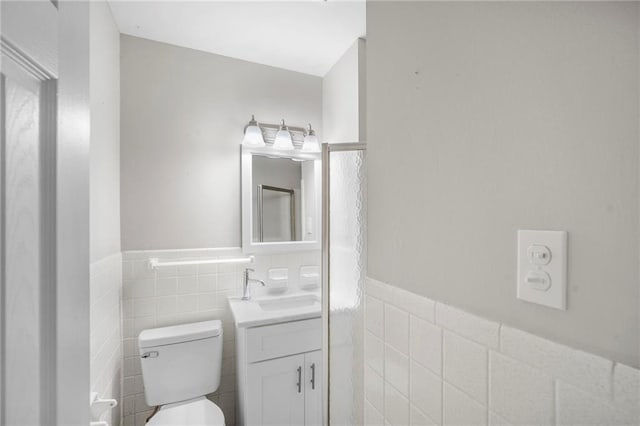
left=228, top=292, right=322, bottom=328
left=258, top=295, right=319, bottom=311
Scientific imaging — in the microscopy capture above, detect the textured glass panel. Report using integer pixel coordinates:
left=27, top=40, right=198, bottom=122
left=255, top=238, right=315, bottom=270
left=329, top=150, right=366, bottom=426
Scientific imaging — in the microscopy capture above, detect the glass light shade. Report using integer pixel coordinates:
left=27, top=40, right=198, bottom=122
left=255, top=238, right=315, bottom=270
left=242, top=124, right=265, bottom=147
left=273, top=129, right=294, bottom=150
left=302, top=133, right=320, bottom=152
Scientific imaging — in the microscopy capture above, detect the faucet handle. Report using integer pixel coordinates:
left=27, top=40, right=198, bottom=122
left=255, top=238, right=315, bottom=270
left=245, top=268, right=254, bottom=273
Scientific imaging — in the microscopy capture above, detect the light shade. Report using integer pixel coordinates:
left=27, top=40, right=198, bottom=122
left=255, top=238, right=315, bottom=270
left=242, top=115, right=265, bottom=147
left=302, top=124, right=320, bottom=152
left=273, top=119, right=294, bottom=150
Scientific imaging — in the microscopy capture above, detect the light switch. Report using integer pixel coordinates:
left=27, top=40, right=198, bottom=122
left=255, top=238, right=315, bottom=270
left=517, top=230, right=567, bottom=310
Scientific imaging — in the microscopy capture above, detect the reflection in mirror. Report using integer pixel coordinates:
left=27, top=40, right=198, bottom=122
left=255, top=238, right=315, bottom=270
left=252, top=155, right=315, bottom=243
left=257, top=185, right=295, bottom=242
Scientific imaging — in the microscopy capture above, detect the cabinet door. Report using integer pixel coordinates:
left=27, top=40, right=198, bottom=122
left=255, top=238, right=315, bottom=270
left=246, top=354, right=306, bottom=426
left=305, top=350, right=323, bottom=426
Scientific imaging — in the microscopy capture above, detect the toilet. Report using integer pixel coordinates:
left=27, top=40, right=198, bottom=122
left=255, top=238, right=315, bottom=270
left=138, top=320, right=225, bottom=426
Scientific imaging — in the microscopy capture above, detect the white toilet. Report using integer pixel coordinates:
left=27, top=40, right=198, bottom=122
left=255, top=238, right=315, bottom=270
left=138, top=320, right=225, bottom=426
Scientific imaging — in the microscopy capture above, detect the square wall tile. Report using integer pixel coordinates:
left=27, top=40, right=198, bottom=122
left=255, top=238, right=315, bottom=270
left=489, top=352, right=553, bottom=425
left=176, top=275, right=199, bottom=294
left=410, top=404, right=437, bottom=426
left=155, top=296, right=177, bottom=316
left=443, top=331, right=488, bottom=404
left=385, top=382, right=410, bottom=426
left=410, top=316, right=442, bottom=376
left=385, top=344, right=410, bottom=397
left=365, top=365, right=385, bottom=409
left=133, top=298, right=155, bottom=318
left=488, top=411, right=512, bottom=426
left=131, top=279, right=155, bottom=299
left=436, top=303, right=499, bottom=349
left=155, top=277, right=177, bottom=296
left=175, top=294, right=199, bottom=313
left=198, top=274, right=216, bottom=292
left=556, top=381, right=635, bottom=426
left=365, top=401, right=385, bottom=426
left=410, top=361, right=442, bottom=424
left=385, top=304, right=409, bottom=355
left=392, top=287, right=436, bottom=323
left=217, top=274, right=240, bottom=291
left=366, top=331, right=385, bottom=375
left=443, top=383, right=487, bottom=426
left=366, top=295, right=385, bottom=339
left=500, top=326, right=613, bottom=398
left=366, top=277, right=394, bottom=302
left=123, top=338, right=137, bottom=358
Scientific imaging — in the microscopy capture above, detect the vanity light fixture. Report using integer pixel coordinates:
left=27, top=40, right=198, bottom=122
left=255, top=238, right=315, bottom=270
left=301, top=123, right=320, bottom=153
left=241, top=115, right=319, bottom=152
left=242, top=115, right=266, bottom=147
left=273, top=119, right=294, bottom=151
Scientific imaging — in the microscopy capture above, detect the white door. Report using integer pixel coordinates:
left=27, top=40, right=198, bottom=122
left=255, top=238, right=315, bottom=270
left=246, top=354, right=306, bottom=426
left=305, top=350, right=322, bottom=426
left=1, top=2, right=90, bottom=425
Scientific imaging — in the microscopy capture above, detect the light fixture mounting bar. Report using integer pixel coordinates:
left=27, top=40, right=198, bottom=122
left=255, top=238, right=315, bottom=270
left=243, top=121, right=308, bottom=135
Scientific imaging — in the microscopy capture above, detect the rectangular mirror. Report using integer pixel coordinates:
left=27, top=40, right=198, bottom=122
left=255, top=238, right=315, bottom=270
left=242, top=147, right=321, bottom=253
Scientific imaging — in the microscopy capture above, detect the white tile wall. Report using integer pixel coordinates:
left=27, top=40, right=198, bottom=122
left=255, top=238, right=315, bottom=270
left=365, top=277, right=640, bottom=426
left=90, top=252, right=123, bottom=426
left=489, top=352, right=554, bottom=425
left=121, top=248, right=320, bottom=426
left=443, top=331, right=488, bottom=404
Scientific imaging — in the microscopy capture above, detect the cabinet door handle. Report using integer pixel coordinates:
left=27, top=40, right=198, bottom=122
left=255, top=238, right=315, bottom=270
left=310, top=363, right=316, bottom=390
left=296, top=366, right=302, bottom=393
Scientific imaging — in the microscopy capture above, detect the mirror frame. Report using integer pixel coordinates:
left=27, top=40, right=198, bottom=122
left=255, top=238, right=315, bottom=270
left=241, top=146, right=322, bottom=254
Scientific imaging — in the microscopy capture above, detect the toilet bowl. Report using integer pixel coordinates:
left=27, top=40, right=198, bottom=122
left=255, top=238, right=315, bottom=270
left=139, top=320, right=225, bottom=426
left=147, top=397, right=224, bottom=426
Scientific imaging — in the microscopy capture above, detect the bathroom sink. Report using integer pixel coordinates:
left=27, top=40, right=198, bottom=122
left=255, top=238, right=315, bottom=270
left=258, top=295, right=319, bottom=311
left=228, top=292, right=321, bottom=328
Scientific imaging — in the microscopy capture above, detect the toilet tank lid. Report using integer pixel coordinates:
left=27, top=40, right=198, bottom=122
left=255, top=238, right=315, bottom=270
left=139, top=320, right=222, bottom=348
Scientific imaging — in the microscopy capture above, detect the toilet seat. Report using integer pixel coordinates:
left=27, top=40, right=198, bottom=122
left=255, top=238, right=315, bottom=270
left=147, top=396, right=225, bottom=426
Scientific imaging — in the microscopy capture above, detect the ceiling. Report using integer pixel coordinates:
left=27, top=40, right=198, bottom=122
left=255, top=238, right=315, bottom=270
left=107, top=1, right=366, bottom=77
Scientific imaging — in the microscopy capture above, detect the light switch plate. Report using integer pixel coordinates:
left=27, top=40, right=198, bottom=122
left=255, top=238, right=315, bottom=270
left=517, top=230, right=567, bottom=310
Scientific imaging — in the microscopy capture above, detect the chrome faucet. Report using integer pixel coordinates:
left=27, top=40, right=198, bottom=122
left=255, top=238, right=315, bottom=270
left=242, top=268, right=265, bottom=300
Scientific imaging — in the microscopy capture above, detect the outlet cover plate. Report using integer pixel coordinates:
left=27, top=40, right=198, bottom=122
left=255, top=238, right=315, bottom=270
left=517, top=230, right=567, bottom=310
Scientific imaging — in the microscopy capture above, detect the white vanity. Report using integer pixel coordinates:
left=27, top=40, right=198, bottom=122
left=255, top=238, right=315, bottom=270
left=232, top=141, right=324, bottom=426
left=229, top=295, right=322, bottom=426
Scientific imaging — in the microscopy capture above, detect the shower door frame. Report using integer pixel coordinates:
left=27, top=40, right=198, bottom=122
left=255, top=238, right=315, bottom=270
left=321, top=142, right=367, bottom=426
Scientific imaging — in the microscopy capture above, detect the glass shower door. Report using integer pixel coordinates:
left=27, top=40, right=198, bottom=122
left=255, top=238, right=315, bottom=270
left=322, top=143, right=367, bottom=426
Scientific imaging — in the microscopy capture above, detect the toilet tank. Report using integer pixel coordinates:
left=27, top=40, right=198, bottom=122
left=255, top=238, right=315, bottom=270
left=138, top=320, right=223, bottom=406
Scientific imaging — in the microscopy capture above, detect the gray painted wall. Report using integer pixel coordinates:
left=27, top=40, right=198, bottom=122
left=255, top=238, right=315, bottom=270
left=322, top=38, right=366, bottom=143
left=90, top=1, right=120, bottom=262
left=367, top=2, right=639, bottom=366
left=120, top=35, right=322, bottom=250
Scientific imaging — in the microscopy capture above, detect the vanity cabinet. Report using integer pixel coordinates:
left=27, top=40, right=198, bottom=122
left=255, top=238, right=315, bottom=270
left=246, top=350, right=321, bottom=426
left=236, top=317, right=322, bottom=426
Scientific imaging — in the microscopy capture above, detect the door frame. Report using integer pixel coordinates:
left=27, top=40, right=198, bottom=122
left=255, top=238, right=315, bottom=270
left=321, top=142, right=367, bottom=426
left=0, top=1, right=90, bottom=424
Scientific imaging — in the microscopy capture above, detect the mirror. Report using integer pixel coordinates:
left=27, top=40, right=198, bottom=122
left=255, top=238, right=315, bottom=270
left=242, top=147, right=321, bottom=253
